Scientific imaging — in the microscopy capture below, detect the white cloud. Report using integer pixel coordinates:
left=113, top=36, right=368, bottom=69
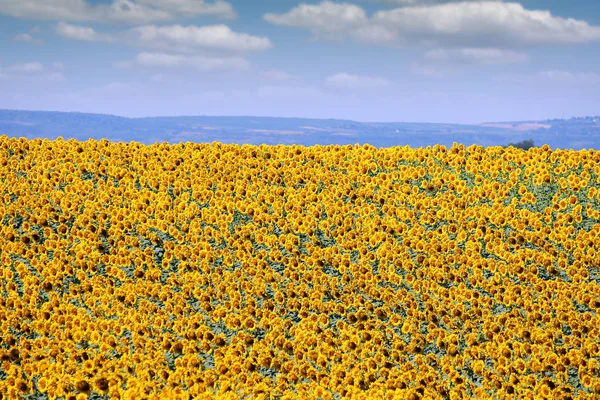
left=4, top=62, right=45, bottom=74
left=102, top=0, right=171, bottom=24
left=131, top=52, right=250, bottom=71
left=56, top=22, right=271, bottom=53
left=0, top=0, right=235, bottom=24
left=136, top=0, right=236, bottom=19
left=324, top=72, right=390, bottom=89
left=13, top=32, right=44, bottom=43
left=264, top=2, right=393, bottom=43
left=264, top=1, right=600, bottom=47
left=0, top=0, right=94, bottom=21
left=351, top=24, right=397, bottom=44
left=265, top=2, right=368, bottom=35
left=56, top=22, right=112, bottom=41
left=136, top=52, right=191, bottom=67
left=374, top=1, right=600, bottom=46
left=424, top=48, right=530, bottom=64
left=364, top=0, right=498, bottom=4
left=52, top=61, right=65, bottom=69
left=127, top=24, right=271, bottom=52
left=0, top=61, right=65, bottom=81
left=14, top=33, right=34, bottom=42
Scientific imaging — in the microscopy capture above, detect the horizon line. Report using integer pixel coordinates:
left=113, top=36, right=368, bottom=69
left=0, top=108, right=590, bottom=127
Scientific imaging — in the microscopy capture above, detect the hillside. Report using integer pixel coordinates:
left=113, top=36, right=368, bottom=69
left=1, top=109, right=599, bottom=149
left=1, top=137, right=600, bottom=398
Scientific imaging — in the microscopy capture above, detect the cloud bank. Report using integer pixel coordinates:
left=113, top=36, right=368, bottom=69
left=0, top=0, right=235, bottom=24
left=265, top=1, right=600, bottom=47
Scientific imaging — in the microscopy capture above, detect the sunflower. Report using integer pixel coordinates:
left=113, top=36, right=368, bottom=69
left=36, top=376, right=50, bottom=393
left=72, top=330, right=83, bottom=343
left=75, top=380, right=90, bottom=394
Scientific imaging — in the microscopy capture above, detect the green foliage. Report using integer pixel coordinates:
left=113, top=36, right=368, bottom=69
left=506, top=139, right=535, bottom=150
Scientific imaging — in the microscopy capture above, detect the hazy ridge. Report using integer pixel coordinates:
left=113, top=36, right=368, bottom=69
left=1, top=109, right=599, bottom=150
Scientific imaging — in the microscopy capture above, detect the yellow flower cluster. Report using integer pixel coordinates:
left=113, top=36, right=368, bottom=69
left=1, top=135, right=600, bottom=399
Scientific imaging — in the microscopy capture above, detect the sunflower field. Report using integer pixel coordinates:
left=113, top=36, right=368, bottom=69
left=1, top=135, right=600, bottom=400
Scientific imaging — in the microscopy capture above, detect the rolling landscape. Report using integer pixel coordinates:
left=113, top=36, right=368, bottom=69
left=1, top=109, right=599, bottom=149
left=2, top=0, right=600, bottom=399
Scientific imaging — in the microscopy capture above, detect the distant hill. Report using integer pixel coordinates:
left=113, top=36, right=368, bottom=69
left=0, top=109, right=599, bottom=149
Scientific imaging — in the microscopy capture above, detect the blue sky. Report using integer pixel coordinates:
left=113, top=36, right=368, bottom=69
left=1, top=0, right=599, bottom=123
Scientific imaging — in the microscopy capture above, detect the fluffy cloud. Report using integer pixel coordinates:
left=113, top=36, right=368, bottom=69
left=0, top=0, right=235, bottom=24
left=364, top=0, right=499, bottom=4
left=13, top=26, right=44, bottom=43
left=265, top=2, right=368, bottom=37
left=55, top=23, right=271, bottom=53
left=324, top=72, right=390, bottom=89
left=264, top=1, right=600, bottom=47
left=424, top=48, right=530, bottom=64
left=101, top=0, right=171, bottom=24
left=0, top=0, right=94, bottom=21
left=372, top=1, right=600, bottom=46
left=127, top=24, right=271, bottom=52
left=0, top=61, right=64, bottom=80
left=264, top=2, right=396, bottom=44
left=135, top=0, right=235, bottom=19
left=124, top=52, right=250, bottom=71
left=56, top=22, right=113, bottom=41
